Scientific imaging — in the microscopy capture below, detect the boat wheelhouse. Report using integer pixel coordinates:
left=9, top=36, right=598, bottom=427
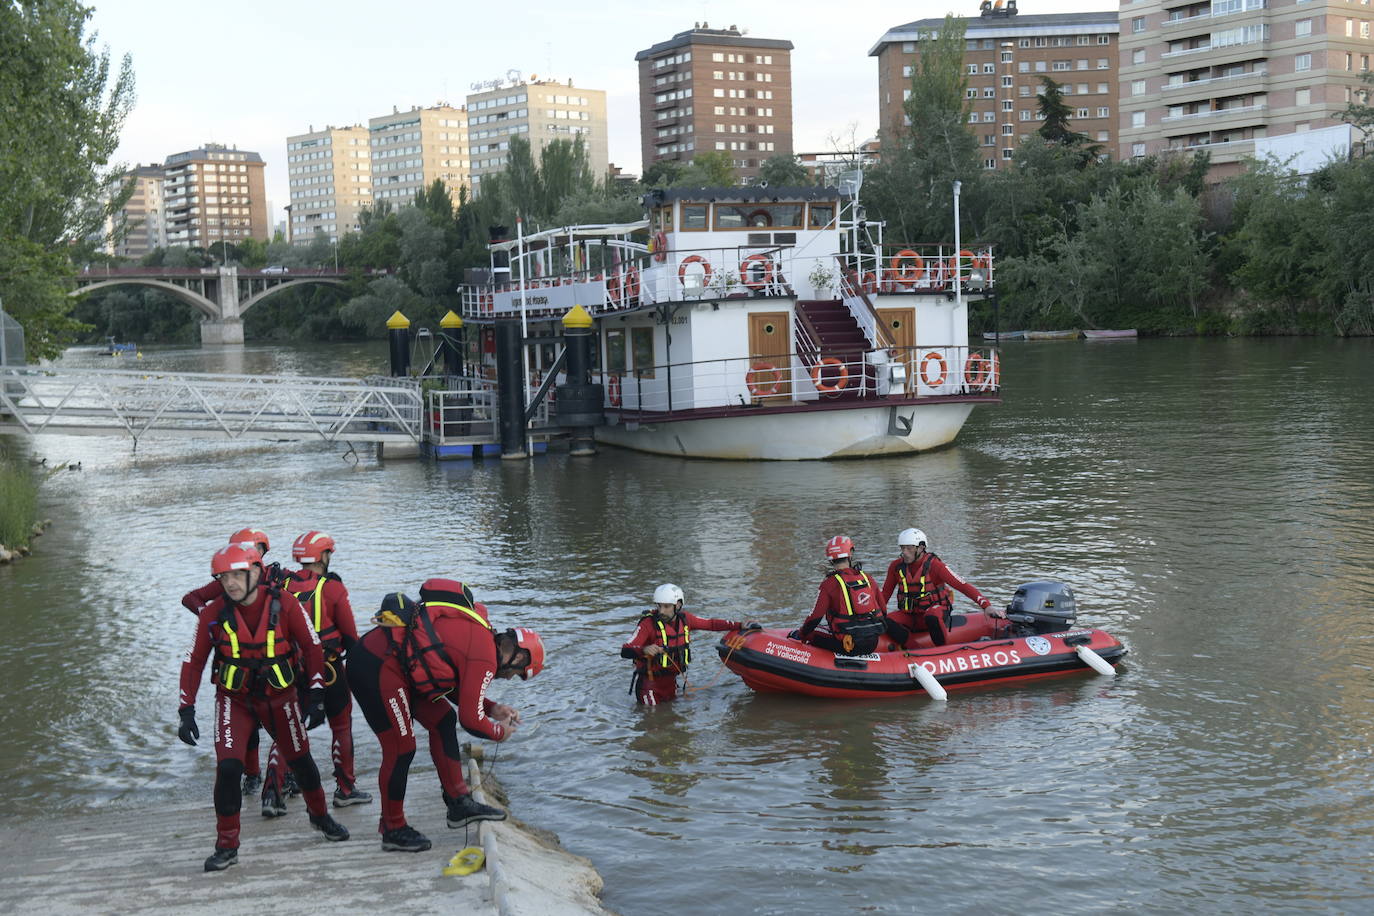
left=458, top=184, right=1001, bottom=460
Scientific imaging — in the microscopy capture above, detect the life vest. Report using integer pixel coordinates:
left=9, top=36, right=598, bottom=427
left=384, top=596, right=492, bottom=702
left=636, top=611, right=691, bottom=675
left=283, top=570, right=344, bottom=655
left=895, top=554, right=952, bottom=613
left=209, top=589, right=297, bottom=695
left=824, top=570, right=886, bottom=655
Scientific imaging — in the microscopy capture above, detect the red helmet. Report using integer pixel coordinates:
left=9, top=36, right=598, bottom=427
left=212, top=543, right=260, bottom=576
left=229, top=528, right=270, bottom=553
left=824, top=535, right=853, bottom=560
left=512, top=628, right=545, bottom=680
left=292, top=531, right=336, bottom=563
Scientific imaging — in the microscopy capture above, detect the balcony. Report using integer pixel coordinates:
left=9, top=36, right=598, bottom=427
left=1161, top=103, right=1266, bottom=123
left=1162, top=44, right=1213, bottom=59
left=1163, top=13, right=1212, bottom=30
left=1162, top=68, right=1268, bottom=92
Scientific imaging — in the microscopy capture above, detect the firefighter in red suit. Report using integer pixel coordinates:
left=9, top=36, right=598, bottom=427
left=177, top=544, right=350, bottom=872
left=261, top=531, right=370, bottom=816
left=620, top=584, right=758, bottom=705
left=179, top=528, right=277, bottom=798
left=796, top=535, right=909, bottom=654
left=346, top=579, right=544, bottom=854
left=880, top=527, right=1004, bottom=646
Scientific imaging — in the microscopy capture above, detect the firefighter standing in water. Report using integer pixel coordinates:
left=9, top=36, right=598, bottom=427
left=179, top=528, right=277, bottom=798
left=880, top=527, right=1004, bottom=646
left=261, top=531, right=370, bottom=816
left=346, top=579, right=544, bottom=853
left=620, top=584, right=758, bottom=705
left=796, top=535, right=909, bottom=654
left=177, top=544, right=350, bottom=872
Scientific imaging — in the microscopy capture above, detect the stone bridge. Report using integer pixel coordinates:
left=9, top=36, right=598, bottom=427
left=71, top=266, right=352, bottom=345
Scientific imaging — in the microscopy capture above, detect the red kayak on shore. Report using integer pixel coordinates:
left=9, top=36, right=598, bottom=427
left=716, top=580, right=1128, bottom=700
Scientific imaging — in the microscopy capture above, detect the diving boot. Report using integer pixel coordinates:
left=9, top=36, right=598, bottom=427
left=310, top=812, right=350, bottom=841
left=261, top=783, right=287, bottom=818
left=332, top=786, right=373, bottom=808
left=381, top=825, right=432, bottom=853
left=203, top=846, right=238, bottom=872
left=241, top=773, right=262, bottom=797
left=445, top=792, right=507, bottom=828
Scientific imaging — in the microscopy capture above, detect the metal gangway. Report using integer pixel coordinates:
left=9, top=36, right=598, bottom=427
left=0, top=367, right=424, bottom=446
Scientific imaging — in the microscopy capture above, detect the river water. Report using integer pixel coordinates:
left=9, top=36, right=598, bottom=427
left=3, top=338, right=1373, bottom=913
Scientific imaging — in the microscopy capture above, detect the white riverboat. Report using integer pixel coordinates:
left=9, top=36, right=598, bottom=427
left=458, top=183, right=1000, bottom=460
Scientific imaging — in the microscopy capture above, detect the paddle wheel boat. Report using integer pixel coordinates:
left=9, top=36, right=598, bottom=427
left=459, top=182, right=1002, bottom=460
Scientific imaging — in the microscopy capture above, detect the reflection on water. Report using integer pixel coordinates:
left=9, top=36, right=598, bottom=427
left=3, top=339, right=1374, bottom=912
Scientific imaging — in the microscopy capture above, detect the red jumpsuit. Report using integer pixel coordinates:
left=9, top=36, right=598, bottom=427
left=179, top=587, right=328, bottom=850
left=264, top=568, right=361, bottom=796
left=620, top=611, right=743, bottom=705
left=797, top=569, right=906, bottom=654
left=346, top=607, right=507, bottom=833
left=881, top=553, right=988, bottom=645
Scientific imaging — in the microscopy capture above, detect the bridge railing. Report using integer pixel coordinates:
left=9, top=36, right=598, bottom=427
left=0, top=367, right=422, bottom=445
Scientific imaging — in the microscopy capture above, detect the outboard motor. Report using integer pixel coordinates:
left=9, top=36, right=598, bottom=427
left=1004, top=580, right=1077, bottom=635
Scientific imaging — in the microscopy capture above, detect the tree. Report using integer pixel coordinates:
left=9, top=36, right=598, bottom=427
left=675, top=151, right=736, bottom=187
left=1340, top=70, right=1374, bottom=138
left=755, top=154, right=809, bottom=188
left=0, top=0, right=135, bottom=358
left=640, top=160, right=683, bottom=188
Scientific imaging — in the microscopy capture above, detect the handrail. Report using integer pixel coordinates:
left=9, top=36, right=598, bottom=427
left=793, top=305, right=822, bottom=369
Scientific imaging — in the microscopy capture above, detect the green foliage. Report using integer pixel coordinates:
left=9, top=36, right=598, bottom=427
left=0, top=442, right=40, bottom=550
left=755, top=154, right=810, bottom=188
left=675, top=151, right=736, bottom=188
left=0, top=0, right=134, bottom=357
left=1340, top=70, right=1374, bottom=136
left=641, top=160, right=683, bottom=188
left=1035, top=77, right=1101, bottom=159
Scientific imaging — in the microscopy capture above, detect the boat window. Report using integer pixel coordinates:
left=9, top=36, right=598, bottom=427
left=680, top=204, right=708, bottom=230
left=631, top=327, right=655, bottom=378
left=656, top=208, right=671, bottom=232
left=605, top=328, right=626, bottom=376
left=808, top=203, right=835, bottom=228
left=713, top=203, right=804, bottom=230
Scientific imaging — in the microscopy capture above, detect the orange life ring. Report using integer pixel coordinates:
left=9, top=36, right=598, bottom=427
left=740, top=254, right=774, bottom=290
left=607, top=375, right=621, bottom=407
left=947, top=250, right=976, bottom=284
left=606, top=272, right=620, bottom=299
left=678, top=254, right=713, bottom=288
left=920, top=351, right=948, bottom=387
left=964, top=352, right=992, bottom=388
left=652, top=230, right=668, bottom=263
left=890, top=250, right=924, bottom=289
left=862, top=272, right=879, bottom=295
left=988, top=351, right=1001, bottom=388
left=745, top=361, right=783, bottom=398
left=811, top=357, right=849, bottom=394
left=622, top=267, right=640, bottom=300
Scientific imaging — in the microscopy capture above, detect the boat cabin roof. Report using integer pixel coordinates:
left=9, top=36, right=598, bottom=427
left=488, top=220, right=650, bottom=252
left=643, top=186, right=845, bottom=207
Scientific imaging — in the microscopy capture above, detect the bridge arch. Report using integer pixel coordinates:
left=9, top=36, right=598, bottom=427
left=70, top=278, right=220, bottom=319
left=240, top=278, right=349, bottom=315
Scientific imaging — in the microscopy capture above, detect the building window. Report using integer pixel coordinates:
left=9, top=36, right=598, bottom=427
left=1002, top=124, right=1014, bottom=135
left=1132, top=17, right=1146, bottom=33
left=1001, top=51, right=1013, bottom=62
left=1132, top=111, right=1146, bottom=127
left=1096, top=130, right=1109, bottom=141
left=1053, top=60, right=1071, bottom=71
left=903, top=65, right=913, bottom=77
left=1002, top=148, right=1014, bottom=160
left=967, top=88, right=978, bottom=99
left=1019, top=62, right=1030, bottom=73
left=1131, top=142, right=1146, bottom=157
left=1295, top=53, right=1312, bottom=71
left=1077, top=107, right=1090, bottom=118
left=1001, top=101, right=1013, bottom=112
left=1132, top=49, right=1146, bottom=65
left=1097, top=59, right=1109, bottom=69
left=1019, top=110, right=1031, bottom=121
left=1019, top=85, right=1031, bottom=97
left=1132, top=79, right=1147, bottom=95
left=1035, top=61, right=1047, bottom=72
left=983, top=63, right=996, bottom=74
left=1077, top=35, right=1090, bottom=46
left=984, top=87, right=996, bottom=98
left=1296, top=88, right=1311, bottom=105
left=985, top=111, right=998, bottom=121
left=1364, top=22, right=1372, bottom=39
left=1296, top=19, right=1312, bottom=38
left=1001, top=75, right=1014, bottom=87
left=985, top=158, right=997, bottom=169
left=967, top=64, right=978, bottom=75
left=1097, top=107, right=1111, bottom=117
left=1099, top=35, right=1111, bottom=44
left=1018, top=38, right=1030, bottom=48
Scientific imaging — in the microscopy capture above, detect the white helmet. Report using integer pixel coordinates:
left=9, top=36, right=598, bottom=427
left=653, top=583, right=684, bottom=605
left=898, top=528, right=928, bottom=548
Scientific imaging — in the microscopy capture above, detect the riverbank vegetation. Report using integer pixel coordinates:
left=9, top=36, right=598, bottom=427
left=0, top=442, right=39, bottom=553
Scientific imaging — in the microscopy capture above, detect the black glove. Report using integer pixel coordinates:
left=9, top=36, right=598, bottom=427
left=304, top=689, right=327, bottom=730
left=742, top=621, right=763, bottom=631
left=178, top=706, right=199, bottom=746
left=786, top=629, right=801, bottom=641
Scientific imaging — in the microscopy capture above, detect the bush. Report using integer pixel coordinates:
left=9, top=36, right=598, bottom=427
left=0, top=445, right=38, bottom=549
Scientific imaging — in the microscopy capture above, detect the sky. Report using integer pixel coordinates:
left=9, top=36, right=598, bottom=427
left=88, top=0, right=1113, bottom=229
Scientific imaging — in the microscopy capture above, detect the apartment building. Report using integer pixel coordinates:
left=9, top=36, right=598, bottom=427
left=871, top=4, right=1121, bottom=169
left=285, top=125, right=371, bottom=244
left=162, top=144, right=268, bottom=248
left=368, top=104, right=469, bottom=207
left=104, top=165, right=166, bottom=258
left=1118, top=0, right=1370, bottom=177
left=466, top=77, right=608, bottom=191
left=635, top=24, right=794, bottom=180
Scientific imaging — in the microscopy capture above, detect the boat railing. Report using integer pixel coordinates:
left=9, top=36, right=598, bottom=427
left=598, top=344, right=1000, bottom=417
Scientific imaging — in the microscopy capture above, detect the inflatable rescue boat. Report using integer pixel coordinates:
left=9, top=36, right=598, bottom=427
left=716, top=581, right=1127, bottom=700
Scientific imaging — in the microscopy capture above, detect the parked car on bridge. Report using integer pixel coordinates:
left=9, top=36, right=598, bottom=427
left=261, top=265, right=290, bottom=275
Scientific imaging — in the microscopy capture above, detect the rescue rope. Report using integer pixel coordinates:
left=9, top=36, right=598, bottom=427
left=684, top=632, right=746, bottom=694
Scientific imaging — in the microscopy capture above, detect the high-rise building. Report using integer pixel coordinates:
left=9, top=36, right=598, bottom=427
left=635, top=24, right=794, bottom=180
left=1118, top=0, right=1368, bottom=177
left=466, top=77, right=608, bottom=192
left=870, top=4, right=1121, bottom=170
left=285, top=125, right=372, bottom=244
left=161, top=143, right=268, bottom=248
left=103, top=164, right=166, bottom=258
left=368, top=104, right=469, bottom=208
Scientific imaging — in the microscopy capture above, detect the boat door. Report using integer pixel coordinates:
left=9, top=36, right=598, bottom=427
left=748, top=312, right=791, bottom=401
left=876, top=307, right=915, bottom=394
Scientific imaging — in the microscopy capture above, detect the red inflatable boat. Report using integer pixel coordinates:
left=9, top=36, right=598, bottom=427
left=716, top=580, right=1128, bottom=700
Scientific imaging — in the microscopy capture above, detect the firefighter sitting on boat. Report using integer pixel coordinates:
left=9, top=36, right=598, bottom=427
left=621, top=584, right=758, bottom=705
left=794, top=536, right=909, bottom=655
left=881, top=527, right=1005, bottom=647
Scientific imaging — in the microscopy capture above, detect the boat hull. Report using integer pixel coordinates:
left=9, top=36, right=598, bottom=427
left=595, top=400, right=978, bottom=460
left=716, top=627, right=1127, bottom=698
left=1083, top=329, right=1137, bottom=339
